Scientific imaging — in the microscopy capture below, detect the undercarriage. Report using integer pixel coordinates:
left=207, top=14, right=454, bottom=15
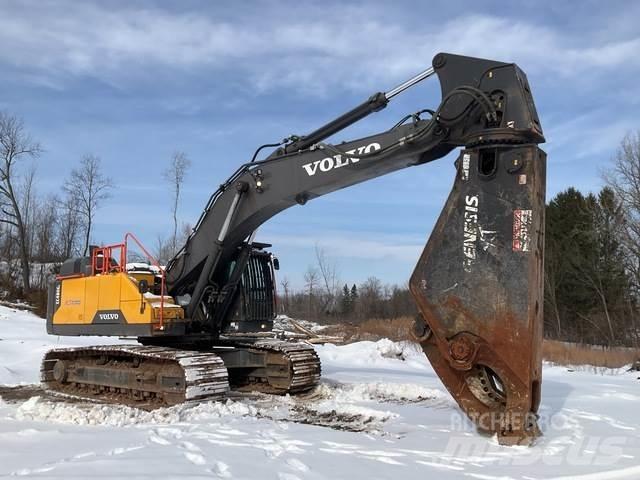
left=41, top=339, right=321, bottom=407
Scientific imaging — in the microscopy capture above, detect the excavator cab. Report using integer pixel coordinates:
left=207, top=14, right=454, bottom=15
left=224, top=245, right=277, bottom=333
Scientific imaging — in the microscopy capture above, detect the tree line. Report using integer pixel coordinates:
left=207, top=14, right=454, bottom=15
left=0, top=111, right=113, bottom=297
left=279, top=258, right=418, bottom=324
left=544, top=133, right=640, bottom=347
left=0, top=110, right=190, bottom=306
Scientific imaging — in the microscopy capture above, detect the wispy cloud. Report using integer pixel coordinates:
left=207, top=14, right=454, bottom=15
left=259, top=231, right=424, bottom=262
left=2, top=1, right=638, bottom=285
left=1, top=2, right=639, bottom=95
left=545, top=110, right=636, bottom=161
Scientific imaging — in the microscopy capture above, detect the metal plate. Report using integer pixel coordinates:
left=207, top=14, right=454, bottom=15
left=410, top=145, right=546, bottom=445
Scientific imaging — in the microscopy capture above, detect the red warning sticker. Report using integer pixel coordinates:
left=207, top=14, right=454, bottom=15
left=513, top=209, right=532, bottom=252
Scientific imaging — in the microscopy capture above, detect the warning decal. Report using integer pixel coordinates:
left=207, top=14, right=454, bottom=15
left=513, top=209, right=532, bottom=252
left=461, top=153, right=470, bottom=181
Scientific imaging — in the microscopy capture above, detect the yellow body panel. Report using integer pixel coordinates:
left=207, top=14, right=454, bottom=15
left=54, top=277, right=87, bottom=324
left=53, top=272, right=184, bottom=328
left=98, top=275, right=120, bottom=311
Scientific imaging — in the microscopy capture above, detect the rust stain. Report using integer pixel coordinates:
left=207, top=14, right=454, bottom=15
left=408, top=145, right=546, bottom=445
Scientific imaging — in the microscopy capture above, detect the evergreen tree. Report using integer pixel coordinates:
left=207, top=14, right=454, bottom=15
left=340, top=283, right=352, bottom=315
left=545, top=186, right=633, bottom=345
left=350, top=284, right=359, bottom=319
left=545, top=187, right=596, bottom=339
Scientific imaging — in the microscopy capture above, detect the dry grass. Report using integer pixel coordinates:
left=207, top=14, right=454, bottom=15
left=322, top=317, right=640, bottom=369
left=321, top=316, right=414, bottom=343
left=542, top=339, right=639, bottom=369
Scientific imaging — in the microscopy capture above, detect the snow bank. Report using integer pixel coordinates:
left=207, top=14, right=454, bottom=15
left=0, top=305, right=127, bottom=385
left=314, top=381, right=451, bottom=405
left=315, top=338, right=429, bottom=371
left=13, top=397, right=256, bottom=427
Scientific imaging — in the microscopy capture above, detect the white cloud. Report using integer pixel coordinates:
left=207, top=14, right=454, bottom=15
left=259, top=231, right=424, bottom=262
left=1, top=2, right=638, bottom=94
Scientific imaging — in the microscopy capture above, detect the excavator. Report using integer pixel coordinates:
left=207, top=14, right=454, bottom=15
left=44, top=52, right=545, bottom=445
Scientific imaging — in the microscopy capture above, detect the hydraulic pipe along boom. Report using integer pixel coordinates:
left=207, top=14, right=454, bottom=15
left=281, top=67, right=436, bottom=155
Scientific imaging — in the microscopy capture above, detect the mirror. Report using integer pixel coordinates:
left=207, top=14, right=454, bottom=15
left=138, top=279, right=150, bottom=294
left=272, top=257, right=280, bottom=270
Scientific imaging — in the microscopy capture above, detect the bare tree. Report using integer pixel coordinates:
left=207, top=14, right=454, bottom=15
left=155, top=222, right=192, bottom=265
left=0, top=112, right=42, bottom=291
left=603, top=131, right=640, bottom=295
left=358, top=276, right=384, bottom=320
left=57, top=191, right=83, bottom=259
left=20, top=165, right=37, bottom=260
left=33, top=193, right=59, bottom=262
left=315, top=244, right=340, bottom=314
left=63, top=155, right=113, bottom=256
left=163, top=152, right=191, bottom=255
left=304, top=266, right=319, bottom=320
left=154, top=234, right=173, bottom=265
left=280, top=276, right=291, bottom=313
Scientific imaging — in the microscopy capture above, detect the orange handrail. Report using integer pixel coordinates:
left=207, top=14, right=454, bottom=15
left=91, top=244, right=125, bottom=275
left=124, top=232, right=166, bottom=331
left=83, top=234, right=167, bottom=331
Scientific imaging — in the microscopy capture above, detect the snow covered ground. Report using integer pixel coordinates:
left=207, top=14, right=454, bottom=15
left=0, top=305, right=639, bottom=479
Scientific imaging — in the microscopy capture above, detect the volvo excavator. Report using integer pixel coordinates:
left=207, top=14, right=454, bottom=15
left=44, top=52, right=546, bottom=445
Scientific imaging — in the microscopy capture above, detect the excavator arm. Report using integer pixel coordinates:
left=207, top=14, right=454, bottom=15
left=165, top=52, right=546, bottom=444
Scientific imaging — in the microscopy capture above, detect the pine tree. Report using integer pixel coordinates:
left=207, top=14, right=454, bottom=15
left=545, top=186, right=633, bottom=345
left=350, top=283, right=359, bottom=319
left=340, top=284, right=352, bottom=315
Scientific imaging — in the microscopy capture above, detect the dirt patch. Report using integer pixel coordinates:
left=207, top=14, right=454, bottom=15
left=287, top=406, right=382, bottom=432
left=0, top=385, right=69, bottom=404
left=0, top=384, right=128, bottom=408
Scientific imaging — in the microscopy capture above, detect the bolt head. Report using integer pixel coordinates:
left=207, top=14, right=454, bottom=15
left=450, top=336, right=474, bottom=361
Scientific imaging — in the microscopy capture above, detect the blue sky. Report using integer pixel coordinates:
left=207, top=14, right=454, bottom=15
left=2, top=0, right=639, bottom=290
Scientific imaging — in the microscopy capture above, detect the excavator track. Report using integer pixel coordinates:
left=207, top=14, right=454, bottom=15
left=228, top=339, right=321, bottom=394
left=41, top=345, right=229, bottom=407
left=40, top=340, right=321, bottom=407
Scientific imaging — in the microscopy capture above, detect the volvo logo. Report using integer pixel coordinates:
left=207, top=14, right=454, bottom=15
left=302, top=142, right=381, bottom=176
